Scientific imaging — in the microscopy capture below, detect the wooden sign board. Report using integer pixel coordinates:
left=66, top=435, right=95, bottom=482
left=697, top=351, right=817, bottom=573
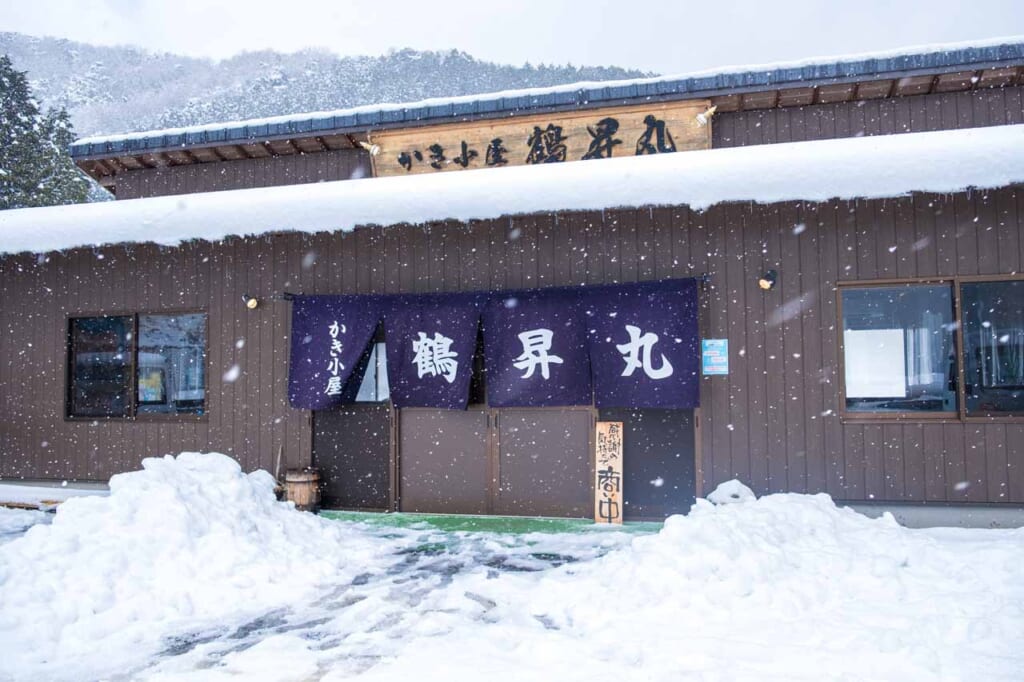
left=595, top=421, right=624, bottom=524
left=371, top=100, right=711, bottom=177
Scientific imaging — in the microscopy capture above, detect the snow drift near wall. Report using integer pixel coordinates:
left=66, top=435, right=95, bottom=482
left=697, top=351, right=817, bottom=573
left=2, top=124, right=1024, bottom=256
left=0, top=452, right=388, bottom=679
left=0, top=452, right=1022, bottom=680
left=350, top=492, right=1024, bottom=682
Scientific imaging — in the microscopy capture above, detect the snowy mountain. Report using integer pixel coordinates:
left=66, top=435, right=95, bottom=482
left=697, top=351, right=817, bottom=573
left=0, top=32, right=651, bottom=138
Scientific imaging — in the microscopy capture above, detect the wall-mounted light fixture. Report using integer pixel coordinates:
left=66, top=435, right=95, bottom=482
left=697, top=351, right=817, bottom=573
left=696, top=105, right=718, bottom=127
left=758, top=270, right=778, bottom=291
left=241, top=294, right=260, bottom=310
left=358, top=140, right=381, bottom=156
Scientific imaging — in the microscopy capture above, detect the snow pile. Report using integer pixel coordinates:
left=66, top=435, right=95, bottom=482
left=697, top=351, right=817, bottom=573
left=3, top=124, right=1024, bottom=256
left=0, top=452, right=383, bottom=679
left=706, top=478, right=756, bottom=504
left=0, top=508, right=50, bottom=543
left=2, top=460, right=1022, bottom=680
left=356, top=493, right=1024, bottom=681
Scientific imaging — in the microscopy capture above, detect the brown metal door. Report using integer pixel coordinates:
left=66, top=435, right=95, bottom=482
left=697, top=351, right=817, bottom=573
left=312, top=404, right=391, bottom=510
left=398, top=407, right=490, bottom=514
left=494, top=408, right=593, bottom=518
left=599, top=408, right=696, bottom=520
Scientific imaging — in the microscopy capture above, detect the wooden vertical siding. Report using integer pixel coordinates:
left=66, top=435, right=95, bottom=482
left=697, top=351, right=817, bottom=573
left=714, top=86, right=1024, bottom=147
left=1, top=186, right=1023, bottom=504
left=113, top=149, right=372, bottom=199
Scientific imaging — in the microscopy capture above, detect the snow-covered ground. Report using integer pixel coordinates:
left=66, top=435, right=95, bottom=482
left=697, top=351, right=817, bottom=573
left=0, top=508, right=51, bottom=545
left=0, top=482, right=107, bottom=509
left=0, top=453, right=1021, bottom=681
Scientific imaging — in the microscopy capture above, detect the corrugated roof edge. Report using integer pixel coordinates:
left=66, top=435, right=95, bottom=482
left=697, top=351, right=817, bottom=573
left=70, top=39, right=1024, bottom=159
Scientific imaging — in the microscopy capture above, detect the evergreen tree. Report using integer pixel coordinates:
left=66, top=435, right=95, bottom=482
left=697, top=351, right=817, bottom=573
left=1, top=54, right=89, bottom=210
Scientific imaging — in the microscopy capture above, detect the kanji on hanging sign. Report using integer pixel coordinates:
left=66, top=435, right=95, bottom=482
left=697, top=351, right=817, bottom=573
left=412, top=331, right=459, bottom=383
left=324, top=320, right=346, bottom=395
left=481, top=290, right=591, bottom=408
left=383, top=293, right=485, bottom=410
left=595, top=421, right=624, bottom=524
left=512, top=328, right=563, bottom=379
left=371, top=100, right=711, bottom=177
left=585, top=278, right=700, bottom=409
left=288, top=295, right=382, bottom=410
left=287, top=279, right=700, bottom=411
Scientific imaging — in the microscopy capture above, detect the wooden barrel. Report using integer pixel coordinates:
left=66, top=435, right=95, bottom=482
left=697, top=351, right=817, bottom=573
left=284, top=468, right=321, bottom=512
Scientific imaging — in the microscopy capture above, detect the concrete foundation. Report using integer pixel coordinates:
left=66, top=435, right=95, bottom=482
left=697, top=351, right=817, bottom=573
left=846, top=502, right=1024, bottom=529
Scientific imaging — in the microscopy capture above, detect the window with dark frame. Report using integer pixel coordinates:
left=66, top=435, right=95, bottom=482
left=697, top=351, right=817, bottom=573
left=841, top=284, right=957, bottom=415
left=68, top=316, right=133, bottom=418
left=839, top=278, right=1024, bottom=419
left=68, top=313, right=207, bottom=418
left=961, top=280, right=1024, bottom=415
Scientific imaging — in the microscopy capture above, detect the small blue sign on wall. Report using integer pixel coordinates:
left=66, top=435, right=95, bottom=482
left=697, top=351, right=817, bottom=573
left=702, top=339, right=729, bottom=376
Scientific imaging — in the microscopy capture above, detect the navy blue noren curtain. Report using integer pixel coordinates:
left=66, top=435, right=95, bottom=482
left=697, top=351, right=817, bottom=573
left=482, top=290, right=592, bottom=407
left=583, top=278, right=700, bottom=409
left=288, top=278, right=700, bottom=410
left=288, top=296, right=382, bottom=410
left=383, top=293, right=485, bottom=410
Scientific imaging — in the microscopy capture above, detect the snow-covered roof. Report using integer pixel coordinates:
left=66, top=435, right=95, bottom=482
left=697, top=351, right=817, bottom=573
left=6, top=124, right=1024, bottom=257
left=69, top=37, right=1024, bottom=159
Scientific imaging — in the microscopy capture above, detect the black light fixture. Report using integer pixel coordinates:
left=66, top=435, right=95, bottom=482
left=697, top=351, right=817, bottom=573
left=241, top=294, right=259, bottom=310
left=758, top=270, right=778, bottom=291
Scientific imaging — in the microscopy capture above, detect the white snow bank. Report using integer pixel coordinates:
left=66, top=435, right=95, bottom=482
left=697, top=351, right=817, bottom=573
left=0, top=482, right=107, bottom=509
left=706, top=478, right=756, bottom=504
left=0, top=452, right=386, bottom=680
left=2, top=459, right=1023, bottom=680
left=354, top=492, right=1024, bottom=682
left=0, top=508, right=50, bottom=542
left=3, top=124, right=1024, bottom=256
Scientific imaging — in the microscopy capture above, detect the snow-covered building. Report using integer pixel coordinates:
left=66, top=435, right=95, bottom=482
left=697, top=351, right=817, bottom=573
left=2, top=40, right=1024, bottom=521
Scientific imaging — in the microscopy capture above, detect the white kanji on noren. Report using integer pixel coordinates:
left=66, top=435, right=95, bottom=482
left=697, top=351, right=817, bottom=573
left=616, top=325, right=673, bottom=379
left=325, top=375, right=344, bottom=395
left=512, top=328, right=563, bottom=379
left=412, top=331, right=459, bottom=384
left=324, top=320, right=347, bottom=395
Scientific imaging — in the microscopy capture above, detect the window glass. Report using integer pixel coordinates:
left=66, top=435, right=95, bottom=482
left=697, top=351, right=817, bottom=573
left=961, top=280, right=1024, bottom=415
left=355, top=342, right=390, bottom=402
left=468, top=325, right=487, bottom=405
left=137, top=314, right=206, bottom=414
left=69, top=316, right=132, bottom=417
left=841, top=285, right=956, bottom=413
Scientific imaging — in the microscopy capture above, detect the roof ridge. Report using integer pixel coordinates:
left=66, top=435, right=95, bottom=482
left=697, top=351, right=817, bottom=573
left=71, top=38, right=1024, bottom=158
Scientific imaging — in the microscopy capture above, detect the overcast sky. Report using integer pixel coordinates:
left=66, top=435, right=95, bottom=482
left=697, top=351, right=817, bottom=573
left=2, top=0, right=1023, bottom=74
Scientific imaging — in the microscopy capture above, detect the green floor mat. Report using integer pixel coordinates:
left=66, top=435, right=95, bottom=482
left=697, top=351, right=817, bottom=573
left=319, top=510, right=662, bottom=535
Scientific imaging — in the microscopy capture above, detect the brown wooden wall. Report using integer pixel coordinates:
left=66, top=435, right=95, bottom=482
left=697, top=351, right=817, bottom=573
left=113, top=149, right=372, bottom=199
left=2, top=185, right=1023, bottom=504
left=713, top=86, right=1024, bottom=147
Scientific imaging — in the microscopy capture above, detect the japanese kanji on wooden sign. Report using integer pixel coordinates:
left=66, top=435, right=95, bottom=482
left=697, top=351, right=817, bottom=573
left=595, top=421, right=624, bottom=524
left=371, top=100, right=711, bottom=177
